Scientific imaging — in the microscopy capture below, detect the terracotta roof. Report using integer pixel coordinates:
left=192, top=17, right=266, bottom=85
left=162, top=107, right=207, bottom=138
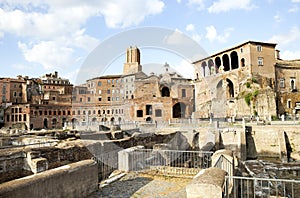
left=193, top=40, right=277, bottom=64
left=275, top=59, right=300, bottom=68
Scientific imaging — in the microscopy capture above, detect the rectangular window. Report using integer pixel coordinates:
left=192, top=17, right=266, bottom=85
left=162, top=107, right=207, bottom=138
left=279, top=79, right=285, bottom=88
left=107, top=89, right=110, bottom=94
left=258, top=57, right=263, bottom=66
left=146, top=105, right=152, bottom=115
left=107, top=80, right=110, bottom=84
left=257, top=45, right=262, bottom=52
left=182, top=89, right=186, bottom=97
left=98, top=81, right=102, bottom=86
left=137, top=110, right=143, bottom=117
left=23, top=114, right=26, bottom=121
left=98, top=97, right=102, bottom=101
left=107, top=97, right=111, bottom=101
left=98, top=90, right=102, bottom=94
left=287, top=100, right=291, bottom=109
left=80, top=98, right=82, bottom=102
left=88, top=97, right=91, bottom=102
left=155, top=109, right=162, bottom=117
left=6, top=115, right=9, bottom=122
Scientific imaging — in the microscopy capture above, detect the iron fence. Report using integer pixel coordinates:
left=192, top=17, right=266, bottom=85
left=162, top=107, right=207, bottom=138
left=92, top=149, right=122, bottom=181
left=126, top=149, right=213, bottom=175
left=224, top=176, right=300, bottom=198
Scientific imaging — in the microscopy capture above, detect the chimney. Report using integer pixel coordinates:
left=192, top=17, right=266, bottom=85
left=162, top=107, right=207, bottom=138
left=275, top=50, right=280, bottom=60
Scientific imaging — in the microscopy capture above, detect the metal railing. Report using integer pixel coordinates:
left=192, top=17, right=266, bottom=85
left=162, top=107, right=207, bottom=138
left=92, top=149, right=122, bottom=181
left=126, top=149, right=213, bottom=175
left=214, top=154, right=233, bottom=177
left=224, top=176, right=300, bottom=198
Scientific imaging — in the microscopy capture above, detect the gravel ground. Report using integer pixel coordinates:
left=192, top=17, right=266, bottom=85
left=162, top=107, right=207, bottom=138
left=90, top=172, right=192, bottom=198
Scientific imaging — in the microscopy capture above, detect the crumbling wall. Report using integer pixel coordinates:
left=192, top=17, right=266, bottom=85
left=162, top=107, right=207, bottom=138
left=0, top=160, right=98, bottom=198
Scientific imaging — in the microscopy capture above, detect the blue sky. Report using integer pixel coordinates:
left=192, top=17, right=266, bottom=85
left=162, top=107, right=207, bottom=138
left=0, top=0, right=300, bottom=84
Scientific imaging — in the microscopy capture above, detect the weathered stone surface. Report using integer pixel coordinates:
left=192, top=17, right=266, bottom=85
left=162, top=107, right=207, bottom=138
left=186, top=167, right=226, bottom=198
left=0, top=160, right=98, bottom=198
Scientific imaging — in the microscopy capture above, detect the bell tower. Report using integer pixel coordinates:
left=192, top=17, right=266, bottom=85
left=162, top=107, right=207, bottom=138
left=123, top=46, right=142, bottom=74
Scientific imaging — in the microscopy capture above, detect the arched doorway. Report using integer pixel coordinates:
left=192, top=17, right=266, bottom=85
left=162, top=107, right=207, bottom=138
left=43, top=118, right=48, bottom=129
left=241, top=58, right=245, bottom=67
left=222, top=54, right=230, bottom=71
left=215, top=57, right=221, bottom=73
left=230, top=51, right=239, bottom=70
left=201, top=62, right=207, bottom=77
left=146, top=117, right=152, bottom=123
left=208, top=59, right=214, bottom=75
left=216, top=80, right=224, bottom=100
left=62, top=118, right=67, bottom=128
left=161, top=87, right=170, bottom=97
left=173, top=102, right=186, bottom=118
left=92, top=118, right=97, bottom=125
left=71, top=118, right=77, bottom=129
left=226, top=79, right=234, bottom=98
left=52, top=118, right=57, bottom=128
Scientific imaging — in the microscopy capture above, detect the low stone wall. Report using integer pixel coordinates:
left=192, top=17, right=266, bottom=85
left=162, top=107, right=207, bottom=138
left=0, top=159, right=98, bottom=198
left=186, top=167, right=226, bottom=198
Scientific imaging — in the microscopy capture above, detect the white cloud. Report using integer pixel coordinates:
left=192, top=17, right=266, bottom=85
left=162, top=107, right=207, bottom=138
left=0, top=1, right=164, bottom=71
left=274, top=14, right=282, bottom=23
left=173, top=59, right=194, bottom=78
left=18, top=41, right=74, bottom=70
left=186, top=24, right=195, bottom=32
left=269, top=26, right=300, bottom=45
left=289, top=5, right=300, bottom=12
left=205, top=25, right=233, bottom=43
left=292, top=0, right=300, bottom=2
left=99, top=0, right=164, bottom=28
left=280, top=50, right=300, bottom=60
left=185, top=24, right=202, bottom=43
left=208, top=0, right=256, bottom=13
left=188, top=0, right=206, bottom=11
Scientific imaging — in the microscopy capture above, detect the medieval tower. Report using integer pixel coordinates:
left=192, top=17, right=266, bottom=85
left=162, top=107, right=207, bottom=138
left=123, top=46, right=142, bottom=75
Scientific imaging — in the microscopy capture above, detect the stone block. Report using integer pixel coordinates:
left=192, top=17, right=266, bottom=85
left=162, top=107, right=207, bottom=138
left=186, top=167, right=226, bottom=198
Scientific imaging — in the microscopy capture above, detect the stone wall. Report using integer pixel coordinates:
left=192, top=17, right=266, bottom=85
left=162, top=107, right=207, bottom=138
left=0, top=160, right=98, bottom=198
left=249, top=125, right=300, bottom=161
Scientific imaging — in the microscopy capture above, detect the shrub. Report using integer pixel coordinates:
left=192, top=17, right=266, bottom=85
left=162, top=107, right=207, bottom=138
left=246, top=82, right=251, bottom=88
left=253, top=110, right=258, bottom=116
left=253, top=90, right=259, bottom=97
left=252, top=78, right=258, bottom=83
left=245, top=93, right=252, bottom=106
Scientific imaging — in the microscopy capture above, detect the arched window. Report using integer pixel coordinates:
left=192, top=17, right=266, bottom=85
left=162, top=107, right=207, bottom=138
left=161, top=87, right=170, bottom=97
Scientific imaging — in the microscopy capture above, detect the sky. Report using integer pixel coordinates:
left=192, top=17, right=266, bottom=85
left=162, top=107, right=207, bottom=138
left=0, top=0, right=300, bottom=84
